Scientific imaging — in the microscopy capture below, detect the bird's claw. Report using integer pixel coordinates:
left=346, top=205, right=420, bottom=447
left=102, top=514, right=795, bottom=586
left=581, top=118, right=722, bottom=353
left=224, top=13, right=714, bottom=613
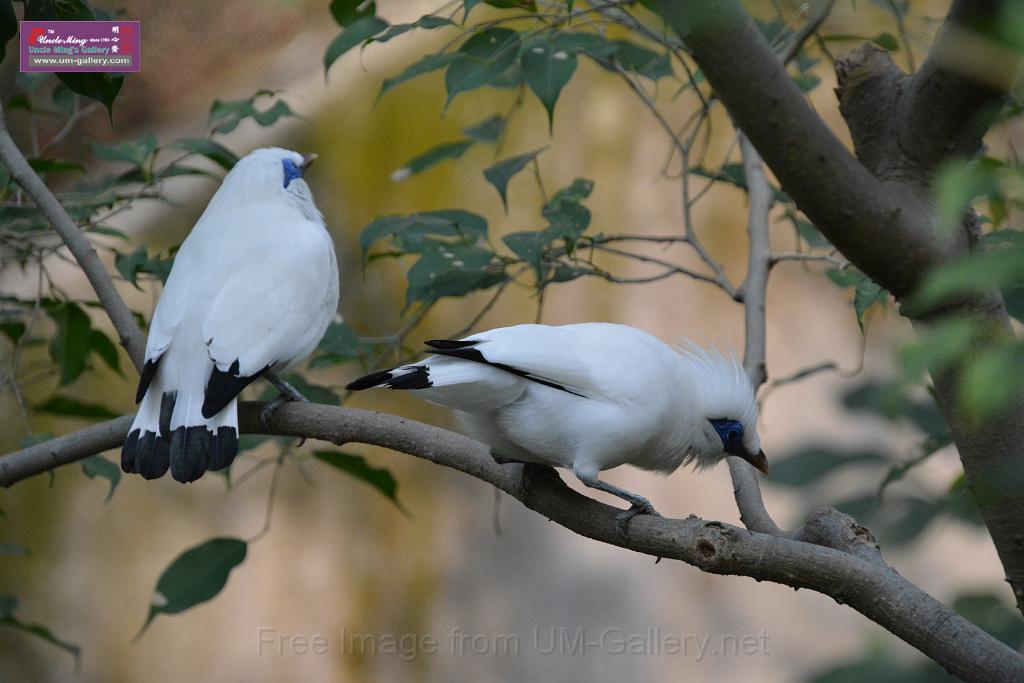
left=616, top=500, right=660, bottom=537
left=258, top=396, right=286, bottom=432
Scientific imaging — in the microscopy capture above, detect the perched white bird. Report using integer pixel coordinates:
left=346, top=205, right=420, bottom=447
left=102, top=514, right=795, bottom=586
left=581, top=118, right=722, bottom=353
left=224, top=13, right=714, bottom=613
left=122, top=147, right=340, bottom=483
left=347, top=323, right=767, bottom=526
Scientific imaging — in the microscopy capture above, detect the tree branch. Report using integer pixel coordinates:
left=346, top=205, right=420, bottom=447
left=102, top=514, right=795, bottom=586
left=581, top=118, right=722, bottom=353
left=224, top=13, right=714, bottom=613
left=901, top=0, right=1015, bottom=172
left=1, top=402, right=1022, bottom=681
left=0, top=101, right=146, bottom=370
left=652, top=0, right=965, bottom=300
left=655, top=0, right=1024, bottom=620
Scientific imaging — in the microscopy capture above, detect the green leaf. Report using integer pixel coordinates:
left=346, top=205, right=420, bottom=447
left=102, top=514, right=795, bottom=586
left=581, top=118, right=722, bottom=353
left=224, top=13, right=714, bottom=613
left=373, top=15, right=454, bottom=43
left=172, top=138, right=239, bottom=170
left=55, top=73, right=123, bottom=119
left=521, top=34, right=578, bottom=130
left=27, top=158, right=86, bottom=176
left=313, top=450, right=406, bottom=512
left=81, top=454, right=120, bottom=503
left=89, top=329, right=122, bottom=375
left=961, top=344, right=1024, bottom=420
left=445, top=28, right=522, bottom=102
left=607, top=39, right=672, bottom=80
left=793, top=72, right=821, bottom=93
left=0, top=603, right=80, bottom=663
left=0, top=543, right=28, bottom=556
left=463, top=114, right=505, bottom=143
left=319, top=321, right=360, bottom=357
left=791, top=216, right=830, bottom=247
left=47, top=303, right=91, bottom=386
left=237, top=434, right=270, bottom=453
left=324, top=16, right=389, bottom=74
left=543, top=177, right=593, bottom=242
left=37, top=395, right=118, bottom=419
left=0, top=321, right=25, bottom=344
left=360, top=210, right=488, bottom=255
left=0, top=0, right=16, bottom=64
left=769, top=446, right=889, bottom=487
left=553, top=31, right=617, bottom=60
left=483, top=147, right=546, bottom=209
left=503, top=231, right=549, bottom=275
left=872, top=32, right=900, bottom=51
left=329, top=0, right=375, bottom=26
left=853, top=278, right=886, bottom=331
left=92, top=134, right=158, bottom=166
left=137, top=537, right=248, bottom=639
left=209, top=91, right=298, bottom=135
left=953, top=592, right=1024, bottom=647
left=934, top=157, right=1002, bottom=233
left=405, top=243, right=503, bottom=305
left=391, top=139, right=474, bottom=181
left=379, top=52, right=461, bottom=98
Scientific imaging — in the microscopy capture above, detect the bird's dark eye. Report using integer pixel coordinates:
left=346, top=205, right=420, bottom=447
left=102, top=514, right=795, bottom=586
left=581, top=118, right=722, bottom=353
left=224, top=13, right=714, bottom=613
left=709, top=418, right=743, bottom=448
left=281, top=158, right=302, bottom=188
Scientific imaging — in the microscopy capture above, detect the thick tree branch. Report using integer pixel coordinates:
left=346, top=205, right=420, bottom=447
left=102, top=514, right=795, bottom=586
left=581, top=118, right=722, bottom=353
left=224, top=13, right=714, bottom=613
left=653, top=0, right=965, bottom=300
left=0, top=102, right=146, bottom=370
left=655, top=0, right=1024, bottom=619
left=902, top=0, right=1015, bottom=172
left=1, top=402, right=1022, bottom=681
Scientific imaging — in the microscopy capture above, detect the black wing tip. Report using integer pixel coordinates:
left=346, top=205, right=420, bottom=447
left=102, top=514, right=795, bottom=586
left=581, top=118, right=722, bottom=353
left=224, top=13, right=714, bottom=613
left=135, top=357, right=162, bottom=404
left=425, top=339, right=479, bottom=350
left=202, top=360, right=267, bottom=418
left=346, top=369, right=394, bottom=391
left=347, top=367, right=432, bottom=391
left=429, top=347, right=585, bottom=398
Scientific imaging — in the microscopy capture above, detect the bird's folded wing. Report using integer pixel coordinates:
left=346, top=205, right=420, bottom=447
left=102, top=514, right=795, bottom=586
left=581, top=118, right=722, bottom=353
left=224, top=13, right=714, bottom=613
left=434, top=324, right=597, bottom=396
left=202, top=261, right=328, bottom=378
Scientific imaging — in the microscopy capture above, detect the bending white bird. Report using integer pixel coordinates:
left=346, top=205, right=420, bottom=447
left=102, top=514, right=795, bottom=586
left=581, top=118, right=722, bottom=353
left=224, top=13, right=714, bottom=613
left=346, top=323, right=767, bottom=527
left=122, top=147, right=340, bottom=483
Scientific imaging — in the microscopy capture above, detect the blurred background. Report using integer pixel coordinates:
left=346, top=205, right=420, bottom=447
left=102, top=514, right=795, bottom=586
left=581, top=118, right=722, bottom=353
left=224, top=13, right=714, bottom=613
left=0, top=0, right=1019, bottom=681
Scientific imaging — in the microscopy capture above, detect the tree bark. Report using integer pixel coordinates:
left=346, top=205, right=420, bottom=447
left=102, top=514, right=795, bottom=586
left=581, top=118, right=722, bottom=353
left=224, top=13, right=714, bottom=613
left=1, top=402, right=1022, bottom=681
left=655, top=0, right=1024, bottom=618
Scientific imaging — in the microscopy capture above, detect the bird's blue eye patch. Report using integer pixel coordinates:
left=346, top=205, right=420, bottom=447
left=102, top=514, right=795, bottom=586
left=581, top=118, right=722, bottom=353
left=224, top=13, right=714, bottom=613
left=709, top=418, right=743, bottom=448
left=281, top=158, right=303, bottom=188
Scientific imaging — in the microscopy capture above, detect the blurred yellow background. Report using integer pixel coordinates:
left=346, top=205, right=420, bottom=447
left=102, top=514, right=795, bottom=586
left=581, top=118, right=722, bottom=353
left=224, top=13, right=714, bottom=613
left=0, top=1, right=1008, bottom=681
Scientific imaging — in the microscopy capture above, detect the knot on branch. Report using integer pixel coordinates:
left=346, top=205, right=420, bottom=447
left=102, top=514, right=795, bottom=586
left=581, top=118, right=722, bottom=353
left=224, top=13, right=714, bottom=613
left=692, top=521, right=739, bottom=571
left=790, top=506, right=888, bottom=568
left=836, top=43, right=910, bottom=179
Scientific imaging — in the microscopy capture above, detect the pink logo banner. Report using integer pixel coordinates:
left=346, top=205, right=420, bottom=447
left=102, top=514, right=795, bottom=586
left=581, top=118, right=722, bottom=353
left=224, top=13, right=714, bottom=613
left=19, top=20, right=140, bottom=73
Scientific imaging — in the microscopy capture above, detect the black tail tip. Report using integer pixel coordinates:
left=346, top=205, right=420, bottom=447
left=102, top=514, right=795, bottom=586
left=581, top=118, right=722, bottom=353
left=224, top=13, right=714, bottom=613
left=346, top=369, right=394, bottom=391
left=425, top=338, right=479, bottom=350
left=122, top=426, right=238, bottom=483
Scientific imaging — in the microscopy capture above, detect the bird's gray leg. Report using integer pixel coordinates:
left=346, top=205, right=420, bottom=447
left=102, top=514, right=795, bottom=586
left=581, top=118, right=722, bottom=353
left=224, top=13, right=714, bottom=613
left=260, top=371, right=310, bottom=431
left=572, top=464, right=660, bottom=536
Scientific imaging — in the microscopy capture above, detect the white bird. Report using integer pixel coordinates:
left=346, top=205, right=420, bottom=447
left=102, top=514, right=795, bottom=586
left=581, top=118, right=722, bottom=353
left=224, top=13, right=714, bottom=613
left=346, top=322, right=767, bottom=527
left=122, top=147, right=340, bottom=483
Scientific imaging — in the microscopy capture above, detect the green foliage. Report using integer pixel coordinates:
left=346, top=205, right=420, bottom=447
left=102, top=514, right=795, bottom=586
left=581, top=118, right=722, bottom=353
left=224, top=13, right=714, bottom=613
left=445, top=28, right=522, bottom=103
left=0, top=594, right=80, bottom=665
left=324, top=15, right=388, bottom=74
left=37, top=395, right=118, bottom=419
left=46, top=302, right=92, bottom=385
left=825, top=268, right=888, bottom=330
left=313, top=450, right=406, bottom=512
left=483, top=148, right=546, bottom=209
left=311, top=321, right=361, bottom=367
left=0, top=0, right=16, bottom=64
left=22, top=0, right=124, bottom=115
left=81, top=454, right=121, bottom=502
left=521, top=33, right=578, bottom=129
left=208, top=90, right=298, bottom=135
left=137, top=538, right=248, bottom=638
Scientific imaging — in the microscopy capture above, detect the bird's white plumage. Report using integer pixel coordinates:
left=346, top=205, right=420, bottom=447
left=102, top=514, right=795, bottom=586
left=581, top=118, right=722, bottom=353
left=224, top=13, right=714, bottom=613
left=125, top=147, right=339, bottom=482
left=352, top=323, right=761, bottom=483
left=348, top=322, right=764, bottom=519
